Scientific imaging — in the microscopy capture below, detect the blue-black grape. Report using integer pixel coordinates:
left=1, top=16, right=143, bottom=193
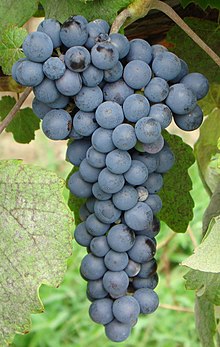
left=124, top=202, right=153, bottom=231
left=144, top=77, right=169, bottom=103
left=134, top=288, right=159, bottom=314
left=94, top=199, right=121, bottom=224
left=170, top=58, right=189, bottom=83
left=65, top=46, right=91, bottom=72
left=152, top=52, right=181, bottom=81
left=85, top=197, right=96, bottom=213
left=60, top=15, right=88, bottom=47
left=123, top=94, right=150, bottom=122
left=42, top=109, right=72, bottom=140
left=55, top=69, right=82, bottom=96
left=110, top=33, right=130, bottom=59
left=68, top=171, right=92, bottom=198
left=144, top=173, right=163, bottom=194
left=112, top=124, right=137, bottom=150
left=112, top=295, right=140, bottom=325
left=103, top=79, right=134, bottom=105
left=181, top=72, right=209, bottom=100
left=145, top=194, right=162, bottom=214
left=166, top=83, right=197, bottom=115
left=79, top=158, right=101, bottom=183
left=128, top=235, right=156, bottom=263
left=91, top=41, right=119, bottom=70
left=80, top=253, right=107, bottom=280
left=174, top=105, right=203, bottom=131
left=135, top=118, right=161, bottom=144
left=92, top=127, right=115, bottom=153
left=43, top=57, right=66, bottom=80
left=22, top=31, right=53, bottom=62
left=106, top=149, right=131, bottom=174
left=87, top=279, right=108, bottom=299
left=92, top=182, right=112, bottom=201
left=105, top=319, right=131, bottom=342
left=74, top=222, right=93, bottom=247
left=82, top=64, right=104, bottom=87
left=148, top=103, right=172, bottom=129
left=90, top=236, right=110, bottom=257
left=86, top=213, right=110, bottom=236
left=66, top=139, right=91, bottom=166
left=47, top=94, right=69, bottom=108
left=133, top=273, right=159, bottom=290
left=132, top=152, right=159, bottom=174
left=104, top=250, right=129, bottom=271
left=151, top=44, right=168, bottom=59
left=37, top=18, right=61, bottom=48
left=73, top=110, right=98, bottom=136
left=123, top=60, right=152, bottom=89
left=15, top=60, right=44, bottom=87
left=85, top=22, right=106, bottom=49
left=74, top=86, right=103, bottom=112
left=86, top=147, right=106, bottom=168
left=156, top=144, right=175, bottom=173
left=124, top=160, right=148, bottom=186
left=126, top=38, right=152, bottom=64
left=98, top=168, right=125, bottom=194
left=95, top=101, right=124, bottom=129
left=107, top=224, right=135, bottom=252
left=125, top=260, right=141, bottom=277
left=103, top=270, right=129, bottom=298
left=112, top=185, right=138, bottom=211
left=104, top=61, right=123, bottom=82
left=79, top=204, right=90, bottom=221
left=89, top=298, right=114, bottom=325
left=33, top=78, right=61, bottom=104
left=32, top=98, right=52, bottom=119
left=138, top=258, right=157, bottom=278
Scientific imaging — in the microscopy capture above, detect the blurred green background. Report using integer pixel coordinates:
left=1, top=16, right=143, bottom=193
left=0, top=125, right=209, bottom=347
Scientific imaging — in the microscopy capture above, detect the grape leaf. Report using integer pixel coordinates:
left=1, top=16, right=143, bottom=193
left=0, top=26, right=27, bottom=75
left=67, top=166, right=85, bottom=227
left=195, top=84, right=220, bottom=194
left=158, top=131, right=195, bottom=233
left=166, top=18, right=220, bottom=84
left=203, top=184, right=220, bottom=234
left=0, top=96, right=40, bottom=143
left=0, top=160, right=73, bottom=346
left=180, top=0, right=220, bottom=10
left=0, top=0, right=38, bottom=32
left=194, top=296, right=216, bottom=347
left=41, top=0, right=132, bottom=24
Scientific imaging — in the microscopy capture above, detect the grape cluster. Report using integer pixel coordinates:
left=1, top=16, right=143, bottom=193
left=12, top=15, right=209, bottom=342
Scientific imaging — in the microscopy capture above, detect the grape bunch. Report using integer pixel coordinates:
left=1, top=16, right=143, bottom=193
left=12, top=14, right=209, bottom=342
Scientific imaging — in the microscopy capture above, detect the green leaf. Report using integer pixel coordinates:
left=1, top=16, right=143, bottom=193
left=41, top=0, right=132, bottom=24
left=195, top=84, right=220, bottom=194
left=166, top=18, right=220, bottom=84
left=0, top=0, right=38, bottom=32
left=180, top=0, right=220, bottom=10
left=0, top=26, right=27, bottom=75
left=194, top=296, right=216, bottom=347
left=67, top=166, right=85, bottom=227
left=0, top=96, right=40, bottom=143
left=0, top=160, right=73, bottom=346
left=182, top=217, right=220, bottom=272
left=158, top=131, right=195, bottom=233
left=203, top=184, right=220, bottom=234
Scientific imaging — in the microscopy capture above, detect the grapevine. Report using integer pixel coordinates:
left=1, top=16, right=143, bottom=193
left=10, top=13, right=211, bottom=343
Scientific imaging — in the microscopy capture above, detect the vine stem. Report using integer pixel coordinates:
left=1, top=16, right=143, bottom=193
left=159, top=303, right=194, bottom=313
left=0, top=87, right=32, bottom=135
left=110, top=0, right=220, bottom=66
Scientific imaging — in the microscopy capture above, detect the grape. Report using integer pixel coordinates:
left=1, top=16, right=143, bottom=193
left=138, top=259, right=157, bottom=278
left=128, top=235, right=156, bottom=263
left=90, top=236, right=110, bottom=257
left=86, top=147, right=106, bottom=169
left=107, top=224, right=135, bottom=252
left=92, top=128, right=115, bottom=153
left=89, top=298, right=114, bottom=325
left=43, top=57, right=66, bottom=80
left=174, top=105, right=203, bottom=131
left=82, top=64, right=104, bottom=87
left=181, top=72, right=209, bottom=100
left=87, top=280, right=108, bottom=299
left=148, top=103, right=172, bottom=129
left=105, top=319, right=131, bottom=342
left=103, top=79, right=134, bottom=105
left=92, top=183, right=112, bottom=201
left=125, top=260, right=141, bottom=277
left=156, top=144, right=175, bottom=173
left=123, top=60, right=152, bottom=89
left=124, top=202, right=153, bottom=231
left=152, top=52, right=181, bottom=81
left=42, top=109, right=72, bottom=140
left=66, top=139, right=91, bottom=166
left=138, top=216, right=160, bottom=239
left=68, top=171, right=92, bottom=198
left=34, top=78, right=61, bottom=104
left=132, top=152, right=159, bottom=174
left=151, top=44, right=168, bottom=58
left=32, top=98, right=52, bottom=119
left=64, top=46, right=91, bottom=72
left=104, top=250, right=129, bottom=271
left=166, top=83, right=197, bottom=115
left=74, top=86, right=103, bottom=112
left=22, top=31, right=53, bottom=63
left=16, top=60, right=44, bottom=86
left=104, top=61, right=123, bottom=82
left=144, top=173, right=163, bottom=194
left=144, top=77, right=169, bottom=103
left=136, top=186, right=149, bottom=201
left=86, top=197, right=96, bottom=213
left=60, top=15, right=88, bottom=47
left=113, top=296, right=140, bottom=325
left=98, top=168, right=125, bottom=194
left=85, top=213, right=110, bottom=236
left=80, top=254, right=106, bottom=280
left=170, top=59, right=189, bottom=84
left=11, top=58, right=27, bottom=83
left=85, top=22, right=106, bottom=49
left=55, top=69, right=82, bottom=96
left=135, top=118, right=161, bottom=144
left=79, top=204, right=90, bottom=221
left=126, top=38, right=152, bottom=64
left=110, top=33, right=130, bottom=59
left=95, top=101, right=124, bottom=129
left=124, top=160, right=148, bottom=186
left=37, top=18, right=61, bottom=48
left=133, top=273, right=159, bottom=290
left=94, top=199, right=121, bottom=224
left=112, top=185, right=138, bottom=211
left=103, top=271, right=129, bottom=298
left=142, top=135, right=165, bottom=154
left=112, top=124, right=137, bottom=150
left=93, top=19, right=110, bottom=33
left=134, top=288, right=159, bottom=314
left=74, top=222, right=93, bottom=247
left=145, top=194, right=162, bottom=214
left=73, top=110, right=98, bottom=136
left=106, top=149, right=131, bottom=174
left=47, top=94, right=69, bottom=108
left=91, top=41, right=119, bottom=70
left=123, top=94, right=150, bottom=122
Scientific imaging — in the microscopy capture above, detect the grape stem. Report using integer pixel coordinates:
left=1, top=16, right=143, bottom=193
left=0, top=87, right=32, bottom=135
left=110, top=0, right=220, bottom=67
left=159, top=303, right=194, bottom=313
